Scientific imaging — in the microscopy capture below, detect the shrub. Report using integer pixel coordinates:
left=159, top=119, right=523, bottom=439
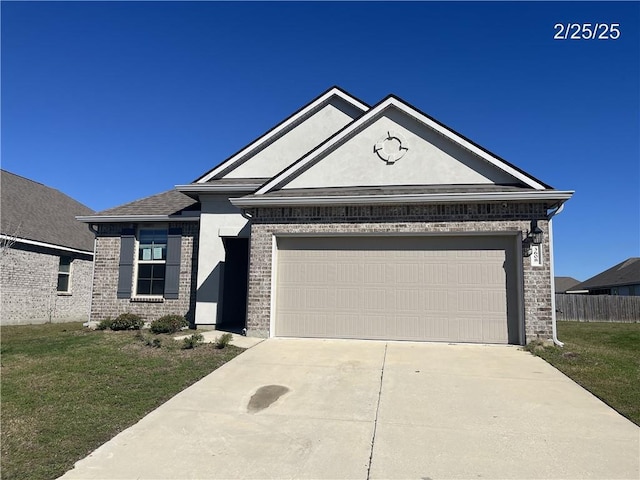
left=181, top=333, right=204, bottom=350
left=215, top=333, right=233, bottom=349
left=96, top=318, right=113, bottom=331
left=110, top=313, right=144, bottom=331
left=150, top=315, right=188, bottom=334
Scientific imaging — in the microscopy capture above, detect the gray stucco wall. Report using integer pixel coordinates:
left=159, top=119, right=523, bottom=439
left=194, top=196, right=249, bottom=325
left=284, top=110, right=518, bottom=189
left=0, top=244, right=93, bottom=325
left=225, top=98, right=364, bottom=179
left=90, top=222, right=198, bottom=324
left=245, top=202, right=552, bottom=344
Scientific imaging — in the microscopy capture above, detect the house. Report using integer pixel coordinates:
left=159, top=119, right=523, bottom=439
left=566, top=258, right=640, bottom=296
left=1, top=170, right=95, bottom=325
left=554, top=276, right=582, bottom=294
left=78, top=87, right=574, bottom=345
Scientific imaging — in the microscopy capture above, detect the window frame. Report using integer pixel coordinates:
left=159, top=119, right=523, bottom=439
left=57, top=255, right=73, bottom=294
left=133, top=227, right=168, bottom=298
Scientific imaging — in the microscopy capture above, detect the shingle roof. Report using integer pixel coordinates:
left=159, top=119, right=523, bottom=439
left=569, top=258, right=640, bottom=291
left=93, top=189, right=199, bottom=216
left=555, top=276, right=582, bottom=293
left=1, top=170, right=95, bottom=252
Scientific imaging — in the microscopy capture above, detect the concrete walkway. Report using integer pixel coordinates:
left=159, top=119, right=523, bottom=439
left=173, top=329, right=265, bottom=349
left=59, top=339, right=639, bottom=479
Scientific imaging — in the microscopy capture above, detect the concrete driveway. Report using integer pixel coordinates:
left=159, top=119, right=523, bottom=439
left=60, top=339, right=639, bottom=479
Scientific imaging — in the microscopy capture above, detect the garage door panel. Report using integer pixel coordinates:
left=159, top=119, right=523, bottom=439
left=360, top=263, right=386, bottom=284
left=487, top=290, right=507, bottom=314
left=394, top=315, right=422, bottom=338
left=424, top=263, right=447, bottom=285
left=275, top=236, right=517, bottom=344
left=336, top=288, right=360, bottom=309
left=396, top=289, right=422, bottom=312
left=396, top=263, right=420, bottom=283
left=483, top=318, right=508, bottom=343
left=279, top=263, right=306, bottom=283
left=457, top=290, right=484, bottom=312
left=337, top=264, right=362, bottom=283
left=337, top=314, right=364, bottom=336
left=421, top=315, right=450, bottom=340
left=362, top=288, right=389, bottom=312
left=457, top=317, right=483, bottom=342
left=458, top=263, right=483, bottom=285
left=306, top=287, right=334, bottom=309
left=278, top=287, right=306, bottom=309
left=352, top=314, right=377, bottom=338
left=423, top=289, right=449, bottom=312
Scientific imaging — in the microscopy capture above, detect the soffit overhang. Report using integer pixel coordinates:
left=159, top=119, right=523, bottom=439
left=176, top=181, right=265, bottom=199
left=231, top=190, right=574, bottom=208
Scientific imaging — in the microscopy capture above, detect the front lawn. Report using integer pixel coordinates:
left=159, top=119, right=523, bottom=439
left=0, top=322, right=244, bottom=480
left=527, top=321, right=640, bottom=426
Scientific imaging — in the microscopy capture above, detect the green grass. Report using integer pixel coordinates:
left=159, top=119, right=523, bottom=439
left=526, top=321, right=640, bottom=426
left=0, top=322, right=244, bottom=480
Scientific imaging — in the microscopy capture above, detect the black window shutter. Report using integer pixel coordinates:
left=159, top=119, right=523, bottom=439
left=164, top=228, right=182, bottom=299
left=117, top=228, right=136, bottom=299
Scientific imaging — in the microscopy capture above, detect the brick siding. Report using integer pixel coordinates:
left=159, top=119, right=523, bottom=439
left=90, top=222, right=198, bottom=324
left=0, top=243, right=93, bottom=325
left=245, top=202, right=553, bottom=344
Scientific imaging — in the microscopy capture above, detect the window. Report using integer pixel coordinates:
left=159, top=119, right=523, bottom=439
left=117, top=226, right=181, bottom=300
left=136, top=229, right=167, bottom=296
left=57, top=256, right=72, bottom=293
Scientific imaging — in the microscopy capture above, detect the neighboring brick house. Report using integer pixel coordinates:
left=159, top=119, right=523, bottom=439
left=79, top=87, right=574, bottom=344
left=1, top=170, right=95, bottom=325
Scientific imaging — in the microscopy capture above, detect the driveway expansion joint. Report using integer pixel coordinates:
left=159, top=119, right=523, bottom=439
left=366, top=342, right=388, bottom=480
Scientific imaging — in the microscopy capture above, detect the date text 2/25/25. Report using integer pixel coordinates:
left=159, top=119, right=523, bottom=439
left=554, top=23, right=620, bottom=40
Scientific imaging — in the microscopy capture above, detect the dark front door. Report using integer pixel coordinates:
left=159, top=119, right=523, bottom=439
left=220, top=237, right=249, bottom=331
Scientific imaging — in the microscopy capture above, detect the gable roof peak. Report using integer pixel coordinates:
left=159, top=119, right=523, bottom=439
left=193, top=87, right=370, bottom=184
left=253, top=92, right=555, bottom=195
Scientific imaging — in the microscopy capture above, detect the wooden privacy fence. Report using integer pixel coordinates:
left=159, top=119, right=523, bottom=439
left=555, top=294, right=640, bottom=323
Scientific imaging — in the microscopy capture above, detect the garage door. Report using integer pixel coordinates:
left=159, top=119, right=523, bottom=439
left=275, top=236, right=520, bottom=344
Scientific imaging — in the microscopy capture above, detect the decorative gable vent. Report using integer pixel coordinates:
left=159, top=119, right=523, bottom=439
left=373, top=130, right=409, bottom=164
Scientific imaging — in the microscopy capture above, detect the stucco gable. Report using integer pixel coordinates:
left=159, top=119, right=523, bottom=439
left=195, top=87, right=369, bottom=183
left=255, top=95, right=551, bottom=195
left=282, top=106, right=523, bottom=190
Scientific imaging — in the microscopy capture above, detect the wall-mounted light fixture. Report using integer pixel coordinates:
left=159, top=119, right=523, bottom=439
left=522, top=219, right=543, bottom=257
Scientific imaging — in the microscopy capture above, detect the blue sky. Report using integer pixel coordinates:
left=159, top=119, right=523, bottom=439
left=2, top=1, right=638, bottom=281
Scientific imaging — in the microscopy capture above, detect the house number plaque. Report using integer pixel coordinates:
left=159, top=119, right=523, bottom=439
left=531, top=245, right=542, bottom=267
